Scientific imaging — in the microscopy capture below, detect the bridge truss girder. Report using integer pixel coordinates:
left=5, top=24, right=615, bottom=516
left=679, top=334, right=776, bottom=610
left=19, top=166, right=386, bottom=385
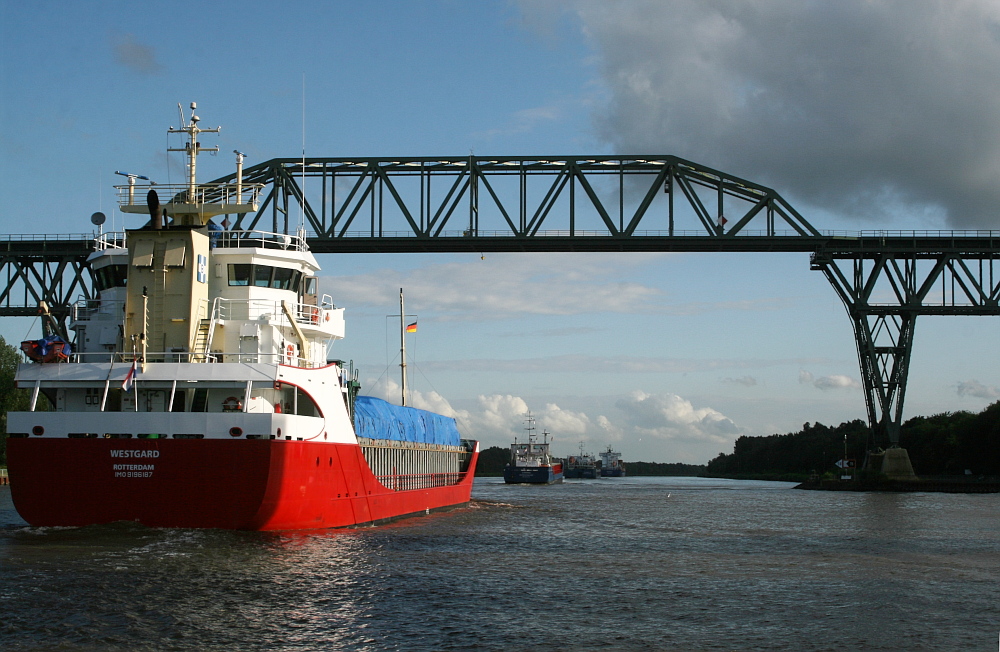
left=0, top=240, right=94, bottom=340
left=218, top=155, right=821, bottom=242
left=811, top=249, right=1000, bottom=450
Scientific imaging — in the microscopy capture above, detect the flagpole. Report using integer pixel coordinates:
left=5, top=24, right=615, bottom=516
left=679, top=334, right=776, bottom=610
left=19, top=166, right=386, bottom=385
left=399, top=288, right=407, bottom=407
left=132, top=354, right=138, bottom=412
left=141, top=286, right=148, bottom=373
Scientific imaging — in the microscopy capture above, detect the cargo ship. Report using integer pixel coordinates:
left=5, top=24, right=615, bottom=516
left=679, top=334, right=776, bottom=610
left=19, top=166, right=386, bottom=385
left=563, top=443, right=599, bottom=479
left=502, top=414, right=563, bottom=484
left=5, top=103, right=478, bottom=530
left=599, top=446, right=626, bottom=477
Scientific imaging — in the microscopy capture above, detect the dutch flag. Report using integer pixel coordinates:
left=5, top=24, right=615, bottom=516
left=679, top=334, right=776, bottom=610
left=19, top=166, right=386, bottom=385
left=122, top=359, right=138, bottom=392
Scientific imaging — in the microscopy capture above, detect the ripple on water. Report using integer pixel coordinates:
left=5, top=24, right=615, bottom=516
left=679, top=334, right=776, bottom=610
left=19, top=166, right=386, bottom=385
left=1, top=480, right=998, bottom=651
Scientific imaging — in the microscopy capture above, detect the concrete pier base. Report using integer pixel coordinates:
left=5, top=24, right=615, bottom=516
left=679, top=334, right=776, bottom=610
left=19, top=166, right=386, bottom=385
left=880, top=448, right=918, bottom=480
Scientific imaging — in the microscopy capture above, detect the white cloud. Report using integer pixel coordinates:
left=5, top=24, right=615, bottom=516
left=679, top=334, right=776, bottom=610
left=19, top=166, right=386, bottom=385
left=320, top=253, right=664, bottom=320
left=363, top=377, right=467, bottom=420
left=320, top=255, right=801, bottom=328
left=596, top=414, right=622, bottom=439
left=800, top=369, right=860, bottom=391
left=474, top=104, right=564, bottom=139
left=560, top=0, right=1000, bottom=227
left=813, top=375, right=861, bottom=391
left=613, top=391, right=742, bottom=463
left=721, top=375, right=757, bottom=387
left=617, top=391, right=738, bottom=435
left=468, top=393, right=531, bottom=435
left=956, top=379, right=1000, bottom=399
left=361, top=383, right=739, bottom=464
left=537, top=402, right=592, bottom=436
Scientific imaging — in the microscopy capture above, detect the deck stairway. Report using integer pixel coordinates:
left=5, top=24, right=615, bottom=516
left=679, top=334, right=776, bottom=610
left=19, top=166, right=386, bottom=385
left=192, top=319, right=212, bottom=362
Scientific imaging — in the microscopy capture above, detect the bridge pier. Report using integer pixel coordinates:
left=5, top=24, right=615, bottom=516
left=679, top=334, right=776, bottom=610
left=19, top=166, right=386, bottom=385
left=813, top=246, right=999, bottom=467
left=866, top=448, right=919, bottom=480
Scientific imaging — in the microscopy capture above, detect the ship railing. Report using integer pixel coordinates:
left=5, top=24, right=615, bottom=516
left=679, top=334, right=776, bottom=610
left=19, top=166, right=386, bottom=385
left=91, top=227, right=307, bottom=253
left=58, top=350, right=305, bottom=365
left=202, top=297, right=221, bottom=358
left=209, top=297, right=336, bottom=328
left=71, top=298, right=125, bottom=322
left=375, top=472, right=464, bottom=491
left=212, top=229, right=308, bottom=252
left=115, top=183, right=263, bottom=211
left=94, top=231, right=127, bottom=250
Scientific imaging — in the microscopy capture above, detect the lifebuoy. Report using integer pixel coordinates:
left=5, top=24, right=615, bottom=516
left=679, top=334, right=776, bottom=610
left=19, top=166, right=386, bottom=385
left=310, top=307, right=319, bottom=323
left=286, top=344, right=295, bottom=363
left=222, top=396, right=242, bottom=412
left=324, top=312, right=330, bottom=322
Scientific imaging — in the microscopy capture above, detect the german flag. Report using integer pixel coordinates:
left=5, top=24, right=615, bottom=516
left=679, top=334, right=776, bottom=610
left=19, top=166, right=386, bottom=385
left=406, top=321, right=417, bottom=333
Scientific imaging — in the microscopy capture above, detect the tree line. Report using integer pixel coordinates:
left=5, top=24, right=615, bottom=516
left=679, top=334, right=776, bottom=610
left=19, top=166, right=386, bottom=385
left=627, top=461, right=706, bottom=476
left=706, top=403, right=1000, bottom=480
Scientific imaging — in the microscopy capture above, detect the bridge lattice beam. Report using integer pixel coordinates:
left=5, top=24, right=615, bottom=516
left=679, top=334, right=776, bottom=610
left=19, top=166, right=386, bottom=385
left=0, top=238, right=96, bottom=340
left=216, top=155, right=820, bottom=241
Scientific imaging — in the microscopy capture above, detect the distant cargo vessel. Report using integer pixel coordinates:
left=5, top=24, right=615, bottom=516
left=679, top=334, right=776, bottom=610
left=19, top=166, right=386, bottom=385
left=5, top=103, right=479, bottom=530
left=563, top=443, right=599, bottom=479
left=503, top=414, right=563, bottom=484
left=599, top=446, right=626, bottom=477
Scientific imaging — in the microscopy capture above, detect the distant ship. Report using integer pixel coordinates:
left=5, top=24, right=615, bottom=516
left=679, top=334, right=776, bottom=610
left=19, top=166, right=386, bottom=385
left=5, top=103, right=479, bottom=530
left=503, top=414, right=563, bottom=484
left=563, top=443, right=599, bottom=479
left=599, top=446, right=626, bottom=477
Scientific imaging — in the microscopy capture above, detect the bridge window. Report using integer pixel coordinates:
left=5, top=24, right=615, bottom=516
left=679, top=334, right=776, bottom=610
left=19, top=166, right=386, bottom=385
left=253, top=265, right=272, bottom=287
left=228, top=264, right=251, bottom=286
left=94, top=265, right=127, bottom=292
left=229, top=264, right=302, bottom=291
left=271, top=267, right=296, bottom=290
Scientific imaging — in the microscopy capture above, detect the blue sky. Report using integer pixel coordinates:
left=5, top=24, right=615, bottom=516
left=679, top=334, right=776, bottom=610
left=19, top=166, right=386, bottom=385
left=1, top=1, right=998, bottom=463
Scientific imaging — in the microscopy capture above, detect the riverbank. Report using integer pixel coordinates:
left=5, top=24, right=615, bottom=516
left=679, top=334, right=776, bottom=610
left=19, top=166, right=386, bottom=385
left=796, top=475, right=1000, bottom=493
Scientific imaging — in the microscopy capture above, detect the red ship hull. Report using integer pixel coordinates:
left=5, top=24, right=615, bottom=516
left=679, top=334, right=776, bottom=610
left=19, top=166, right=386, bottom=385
left=7, top=438, right=478, bottom=530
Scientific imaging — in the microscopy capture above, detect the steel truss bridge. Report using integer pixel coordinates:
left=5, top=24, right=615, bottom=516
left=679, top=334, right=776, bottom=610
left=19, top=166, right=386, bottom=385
left=2, top=155, right=997, bottom=453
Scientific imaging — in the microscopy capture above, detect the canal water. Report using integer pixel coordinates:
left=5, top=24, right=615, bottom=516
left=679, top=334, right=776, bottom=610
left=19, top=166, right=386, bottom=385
left=1, top=477, right=998, bottom=651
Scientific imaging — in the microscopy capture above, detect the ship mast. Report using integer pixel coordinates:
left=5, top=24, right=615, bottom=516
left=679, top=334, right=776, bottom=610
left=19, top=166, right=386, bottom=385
left=399, top=288, right=407, bottom=406
left=168, top=102, right=219, bottom=205
left=118, top=102, right=260, bottom=226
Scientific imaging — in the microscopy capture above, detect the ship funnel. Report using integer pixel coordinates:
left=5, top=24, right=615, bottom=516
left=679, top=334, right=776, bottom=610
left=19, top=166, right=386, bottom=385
left=147, top=189, right=162, bottom=229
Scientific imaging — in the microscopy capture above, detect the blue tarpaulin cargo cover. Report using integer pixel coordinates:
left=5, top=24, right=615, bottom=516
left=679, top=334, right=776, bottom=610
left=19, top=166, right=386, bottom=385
left=353, top=396, right=462, bottom=447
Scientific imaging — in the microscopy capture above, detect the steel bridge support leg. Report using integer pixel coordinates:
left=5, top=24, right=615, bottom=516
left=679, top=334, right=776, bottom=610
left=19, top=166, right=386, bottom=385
left=815, top=253, right=919, bottom=463
left=851, top=312, right=916, bottom=453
